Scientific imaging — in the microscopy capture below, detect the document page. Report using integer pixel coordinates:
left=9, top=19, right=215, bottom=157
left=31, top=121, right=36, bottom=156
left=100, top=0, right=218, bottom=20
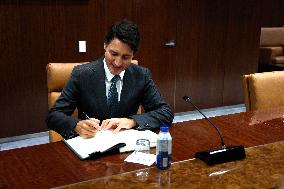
left=116, top=129, right=157, bottom=153
left=64, top=129, right=158, bottom=159
left=65, top=130, right=121, bottom=159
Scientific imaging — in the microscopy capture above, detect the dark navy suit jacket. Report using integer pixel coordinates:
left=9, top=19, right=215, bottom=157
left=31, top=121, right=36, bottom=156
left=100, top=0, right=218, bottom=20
left=46, top=58, right=173, bottom=138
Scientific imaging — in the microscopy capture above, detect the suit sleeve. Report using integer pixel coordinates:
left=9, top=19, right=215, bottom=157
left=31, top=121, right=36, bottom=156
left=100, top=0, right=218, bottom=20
left=130, top=68, right=174, bottom=130
left=46, top=67, right=81, bottom=139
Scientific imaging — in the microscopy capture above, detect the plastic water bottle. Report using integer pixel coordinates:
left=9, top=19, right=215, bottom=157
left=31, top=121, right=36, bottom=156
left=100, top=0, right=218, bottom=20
left=156, top=125, right=172, bottom=170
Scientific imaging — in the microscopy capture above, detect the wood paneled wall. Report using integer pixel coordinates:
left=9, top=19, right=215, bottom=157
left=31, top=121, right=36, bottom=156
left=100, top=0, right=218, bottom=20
left=0, top=0, right=283, bottom=138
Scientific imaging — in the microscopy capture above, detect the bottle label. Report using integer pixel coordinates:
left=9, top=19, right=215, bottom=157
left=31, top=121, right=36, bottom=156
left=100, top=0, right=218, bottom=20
left=156, top=152, right=172, bottom=170
left=157, top=140, right=172, bottom=154
left=162, top=157, right=168, bottom=167
left=156, top=139, right=172, bottom=170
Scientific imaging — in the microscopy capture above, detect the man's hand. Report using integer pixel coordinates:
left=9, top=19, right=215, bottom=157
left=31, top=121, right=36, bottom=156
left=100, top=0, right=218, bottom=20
left=74, top=118, right=101, bottom=138
left=101, top=118, right=136, bottom=133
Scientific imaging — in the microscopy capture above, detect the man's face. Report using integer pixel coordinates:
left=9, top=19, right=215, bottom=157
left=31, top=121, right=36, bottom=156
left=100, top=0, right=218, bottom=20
left=104, top=38, right=134, bottom=75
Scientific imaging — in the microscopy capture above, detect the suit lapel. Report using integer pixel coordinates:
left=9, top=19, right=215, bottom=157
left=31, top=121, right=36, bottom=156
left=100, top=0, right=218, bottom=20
left=89, top=58, right=109, bottom=118
left=119, top=67, right=134, bottom=113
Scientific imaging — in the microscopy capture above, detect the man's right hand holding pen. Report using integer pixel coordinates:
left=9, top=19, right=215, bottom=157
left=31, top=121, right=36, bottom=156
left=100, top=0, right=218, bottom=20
left=74, top=112, right=137, bottom=139
left=74, top=112, right=101, bottom=139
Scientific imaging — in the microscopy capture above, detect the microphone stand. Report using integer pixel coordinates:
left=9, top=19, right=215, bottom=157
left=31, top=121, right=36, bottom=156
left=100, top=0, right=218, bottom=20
left=183, top=96, right=246, bottom=166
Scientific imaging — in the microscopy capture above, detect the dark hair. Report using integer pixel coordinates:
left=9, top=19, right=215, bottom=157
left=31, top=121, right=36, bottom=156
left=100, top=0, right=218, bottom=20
left=104, top=19, right=140, bottom=53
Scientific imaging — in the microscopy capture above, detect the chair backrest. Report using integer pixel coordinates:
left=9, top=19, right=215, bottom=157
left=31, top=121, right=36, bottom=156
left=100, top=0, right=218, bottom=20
left=242, top=71, right=284, bottom=111
left=47, top=62, right=87, bottom=142
left=47, top=60, right=139, bottom=142
left=260, top=27, right=284, bottom=47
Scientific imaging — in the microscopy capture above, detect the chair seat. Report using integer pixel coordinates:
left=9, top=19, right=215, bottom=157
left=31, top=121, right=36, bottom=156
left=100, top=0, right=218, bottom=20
left=273, top=56, right=284, bottom=64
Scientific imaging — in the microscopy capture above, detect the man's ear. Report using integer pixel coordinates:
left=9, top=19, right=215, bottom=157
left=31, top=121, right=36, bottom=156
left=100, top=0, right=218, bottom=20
left=104, top=43, right=107, bottom=50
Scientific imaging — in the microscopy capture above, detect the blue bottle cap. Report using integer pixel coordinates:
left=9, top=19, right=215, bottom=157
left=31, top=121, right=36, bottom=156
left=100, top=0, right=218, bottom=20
left=160, top=125, right=169, bottom=132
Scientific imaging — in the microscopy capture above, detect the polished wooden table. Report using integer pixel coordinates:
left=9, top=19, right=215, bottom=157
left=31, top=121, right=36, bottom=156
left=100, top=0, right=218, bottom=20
left=56, top=141, right=284, bottom=189
left=1, top=107, right=284, bottom=188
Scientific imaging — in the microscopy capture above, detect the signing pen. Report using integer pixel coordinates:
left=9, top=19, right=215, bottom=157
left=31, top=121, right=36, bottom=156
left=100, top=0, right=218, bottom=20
left=82, top=112, right=102, bottom=131
left=82, top=112, right=90, bottom=119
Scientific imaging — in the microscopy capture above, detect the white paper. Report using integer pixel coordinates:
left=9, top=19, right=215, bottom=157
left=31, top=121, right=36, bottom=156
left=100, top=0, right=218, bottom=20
left=118, top=130, right=157, bottom=153
left=65, top=130, right=121, bottom=159
left=124, top=151, right=156, bottom=166
left=64, top=129, right=157, bottom=159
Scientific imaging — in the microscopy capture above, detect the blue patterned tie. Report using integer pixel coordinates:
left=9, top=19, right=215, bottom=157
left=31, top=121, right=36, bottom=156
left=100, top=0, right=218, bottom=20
left=108, top=75, right=120, bottom=118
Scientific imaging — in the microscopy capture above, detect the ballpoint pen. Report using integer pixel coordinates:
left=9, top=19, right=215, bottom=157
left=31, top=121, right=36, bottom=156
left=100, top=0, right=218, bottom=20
left=82, top=112, right=102, bottom=131
left=82, top=112, right=90, bottom=119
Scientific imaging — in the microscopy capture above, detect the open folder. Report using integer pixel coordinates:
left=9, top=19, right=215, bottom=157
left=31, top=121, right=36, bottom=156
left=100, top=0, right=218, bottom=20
left=63, top=129, right=157, bottom=160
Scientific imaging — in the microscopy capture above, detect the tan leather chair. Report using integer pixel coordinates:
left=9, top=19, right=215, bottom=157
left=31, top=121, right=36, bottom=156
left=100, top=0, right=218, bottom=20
left=47, top=62, right=87, bottom=142
left=47, top=60, right=139, bottom=142
left=258, top=27, right=284, bottom=73
left=242, top=71, right=284, bottom=111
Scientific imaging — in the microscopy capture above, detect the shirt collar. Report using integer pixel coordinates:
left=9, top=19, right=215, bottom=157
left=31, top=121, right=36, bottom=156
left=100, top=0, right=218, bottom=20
left=103, top=58, right=125, bottom=82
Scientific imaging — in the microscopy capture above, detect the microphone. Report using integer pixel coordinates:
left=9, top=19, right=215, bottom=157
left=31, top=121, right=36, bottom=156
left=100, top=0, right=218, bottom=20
left=182, top=96, right=246, bottom=166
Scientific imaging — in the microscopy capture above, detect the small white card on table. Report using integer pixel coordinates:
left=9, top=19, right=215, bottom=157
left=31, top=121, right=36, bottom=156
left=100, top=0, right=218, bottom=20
left=124, top=151, right=156, bottom=166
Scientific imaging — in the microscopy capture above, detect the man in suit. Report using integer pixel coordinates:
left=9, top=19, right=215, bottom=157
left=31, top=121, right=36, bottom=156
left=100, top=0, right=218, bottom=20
left=46, top=20, right=173, bottom=139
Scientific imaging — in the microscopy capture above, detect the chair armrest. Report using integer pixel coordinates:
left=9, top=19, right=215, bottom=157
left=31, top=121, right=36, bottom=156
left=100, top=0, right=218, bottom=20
left=259, top=47, right=283, bottom=64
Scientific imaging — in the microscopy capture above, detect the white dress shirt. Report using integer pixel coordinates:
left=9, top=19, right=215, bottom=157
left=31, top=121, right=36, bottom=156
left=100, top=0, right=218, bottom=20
left=103, top=58, right=125, bottom=102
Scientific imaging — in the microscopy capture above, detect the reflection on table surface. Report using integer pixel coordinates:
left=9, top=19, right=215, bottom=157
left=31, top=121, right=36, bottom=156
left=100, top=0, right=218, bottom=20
left=56, top=141, right=284, bottom=189
left=1, top=106, right=284, bottom=188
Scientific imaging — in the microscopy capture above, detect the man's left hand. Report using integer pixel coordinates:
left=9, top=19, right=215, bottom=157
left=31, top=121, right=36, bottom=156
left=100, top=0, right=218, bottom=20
left=100, top=118, right=136, bottom=133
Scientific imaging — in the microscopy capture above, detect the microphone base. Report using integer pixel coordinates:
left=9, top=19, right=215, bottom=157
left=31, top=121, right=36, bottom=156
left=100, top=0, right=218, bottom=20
left=195, top=145, right=246, bottom=166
